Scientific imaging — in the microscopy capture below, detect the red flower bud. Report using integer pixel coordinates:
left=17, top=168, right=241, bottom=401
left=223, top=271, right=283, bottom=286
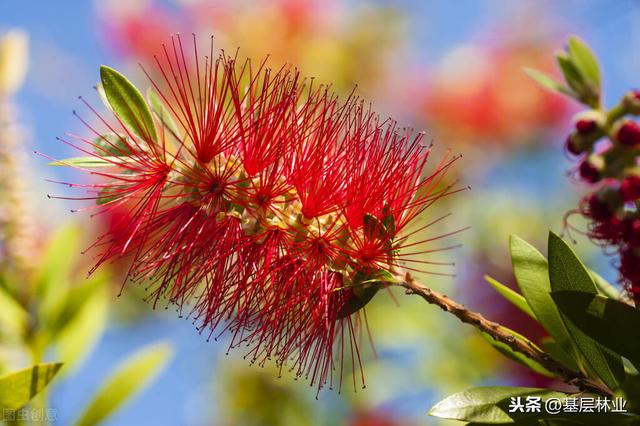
left=565, top=135, right=582, bottom=156
left=575, top=119, right=597, bottom=134
left=579, top=160, right=601, bottom=183
left=617, top=121, right=640, bottom=147
left=620, top=175, right=640, bottom=202
left=624, top=90, right=640, bottom=116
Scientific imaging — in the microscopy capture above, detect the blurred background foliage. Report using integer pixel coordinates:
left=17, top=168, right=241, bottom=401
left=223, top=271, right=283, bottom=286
left=1, top=0, right=640, bottom=425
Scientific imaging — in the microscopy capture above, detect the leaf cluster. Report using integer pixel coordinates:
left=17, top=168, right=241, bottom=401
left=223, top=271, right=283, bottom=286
left=430, top=232, right=640, bottom=425
left=0, top=224, right=173, bottom=425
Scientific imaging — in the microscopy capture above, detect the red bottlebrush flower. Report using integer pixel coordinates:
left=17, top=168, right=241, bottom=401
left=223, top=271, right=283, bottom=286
left=620, top=175, right=640, bottom=202
left=616, top=121, right=640, bottom=147
left=578, top=160, right=601, bottom=183
left=49, top=36, right=460, bottom=393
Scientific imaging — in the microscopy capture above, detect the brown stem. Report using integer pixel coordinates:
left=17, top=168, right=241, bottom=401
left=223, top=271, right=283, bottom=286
left=398, top=272, right=614, bottom=397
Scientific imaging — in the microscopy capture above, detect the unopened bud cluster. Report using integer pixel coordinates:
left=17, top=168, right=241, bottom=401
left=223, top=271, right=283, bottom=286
left=528, top=37, right=640, bottom=304
left=565, top=91, right=640, bottom=303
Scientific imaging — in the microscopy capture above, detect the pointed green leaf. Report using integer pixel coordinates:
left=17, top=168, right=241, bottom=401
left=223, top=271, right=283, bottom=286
left=74, top=341, right=173, bottom=426
left=589, top=270, right=622, bottom=300
left=48, top=156, right=122, bottom=168
left=147, top=87, right=179, bottom=137
left=567, top=36, right=601, bottom=89
left=96, top=185, right=125, bottom=206
left=337, top=285, right=379, bottom=319
left=509, top=235, right=575, bottom=359
left=484, top=275, right=535, bottom=320
left=429, top=386, right=567, bottom=423
left=548, top=232, right=624, bottom=390
left=524, top=68, right=574, bottom=97
left=430, top=386, right=637, bottom=424
left=540, top=337, right=580, bottom=372
left=556, top=54, right=585, bottom=94
left=55, top=274, right=108, bottom=374
left=621, top=374, right=640, bottom=415
left=0, top=286, right=28, bottom=337
left=46, top=271, right=108, bottom=339
left=380, top=203, right=396, bottom=236
left=368, top=269, right=397, bottom=284
left=96, top=83, right=110, bottom=111
left=556, top=53, right=598, bottom=107
left=36, top=224, right=81, bottom=326
left=0, top=363, right=62, bottom=410
left=551, top=290, right=640, bottom=368
left=100, top=65, right=157, bottom=143
left=336, top=269, right=396, bottom=318
left=479, top=326, right=554, bottom=378
left=363, top=213, right=385, bottom=239
left=93, top=134, right=133, bottom=156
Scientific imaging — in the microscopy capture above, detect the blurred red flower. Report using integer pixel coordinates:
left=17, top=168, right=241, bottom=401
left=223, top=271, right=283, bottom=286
left=418, top=33, right=574, bottom=148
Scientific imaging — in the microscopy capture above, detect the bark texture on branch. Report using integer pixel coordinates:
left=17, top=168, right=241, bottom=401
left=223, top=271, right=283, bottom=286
left=398, top=272, right=613, bottom=397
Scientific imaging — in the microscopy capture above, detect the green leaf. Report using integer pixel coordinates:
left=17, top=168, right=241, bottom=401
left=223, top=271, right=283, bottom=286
left=621, top=374, right=640, bottom=415
left=0, top=363, right=62, bottom=410
left=100, top=65, right=157, bottom=143
left=74, top=341, right=173, bottom=426
left=429, top=386, right=566, bottom=423
left=556, top=54, right=586, bottom=95
left=366, top=269, right=397, bottom=284
left=45, top=271, right=108, bottom=339
left=589, top=270, right=622, bottom=300
left=479, top=326, right=555, bottom=378
left=541, top=337, right=580, bottom=372
left=147, top=87, right=179, bottom=137
left=93, top=133, right=133, bottom=156
left=548, top=232, right=624, bottom=390
left=509, top=235, right=575, bottom=360
left=34, top=225, right=107, bottom=353
left=551, top=290, right=640, bottom=368
left=0, top=286, right=28, bottom=337
left=430, top=386, right=637, bottom=424
left=484, top=275, right=536, bottom=320
left=48, top=156, right=121, bottom=167
left=567, top=36, right=601, bottom=90
left=380, top=203, right=396, bottom=236
left=96, top=186, right=124, bottom=205
left=96, top=83, right=110, bottom=110
left=363, top=213, right=385, bottom=239
left=524, top=68, right=574, bottom=97
left=555, top=52, right=599, bottom=107
left=36, top=224, right=81, bottom=325
left=336, top=269, right=396, bottom=318
left=337, top=285, right=379, bottom=319
left=55, top=274, right=108, bottom=374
